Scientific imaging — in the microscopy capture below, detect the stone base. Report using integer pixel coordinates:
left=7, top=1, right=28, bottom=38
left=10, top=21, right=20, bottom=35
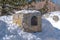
left=23, top=26, right=42, bottom=32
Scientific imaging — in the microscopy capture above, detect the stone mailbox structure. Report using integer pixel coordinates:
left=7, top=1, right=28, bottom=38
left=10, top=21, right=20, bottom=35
left=13, top=10, right=41, bottom=32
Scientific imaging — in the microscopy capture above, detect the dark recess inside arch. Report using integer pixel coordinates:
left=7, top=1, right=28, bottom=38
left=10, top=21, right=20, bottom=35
left=31, top=16, right=38, bottom=26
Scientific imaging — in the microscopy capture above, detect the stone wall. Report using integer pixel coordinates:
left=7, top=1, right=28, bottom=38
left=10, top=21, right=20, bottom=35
left=23, top=13, right=41, bottom=32
left=13, top=14, right=23, bottom=27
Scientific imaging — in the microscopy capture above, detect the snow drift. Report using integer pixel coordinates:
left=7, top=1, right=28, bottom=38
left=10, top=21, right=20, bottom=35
left=0, top=11, right=60, bottom=40
left=43, top=11, right=60, bottom=29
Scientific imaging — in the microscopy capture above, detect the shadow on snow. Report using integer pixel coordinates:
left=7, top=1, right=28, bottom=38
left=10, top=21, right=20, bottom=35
left=32, top=18, right=60, bottom=40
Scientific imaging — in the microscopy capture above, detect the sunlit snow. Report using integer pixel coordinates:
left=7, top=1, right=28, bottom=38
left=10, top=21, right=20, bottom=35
left=0, top=11, right=60, bottom=40
left=43, top=11, right=60, bottom=29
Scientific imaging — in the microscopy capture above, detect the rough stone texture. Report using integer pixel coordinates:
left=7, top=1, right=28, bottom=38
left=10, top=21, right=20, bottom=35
left=13, top=14, right=23, bottom=27
left=13, top=11, right=41, bottom=32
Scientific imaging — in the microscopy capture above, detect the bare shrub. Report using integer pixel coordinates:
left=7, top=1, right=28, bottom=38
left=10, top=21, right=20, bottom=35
left=53, top=15, right=59, bottom=22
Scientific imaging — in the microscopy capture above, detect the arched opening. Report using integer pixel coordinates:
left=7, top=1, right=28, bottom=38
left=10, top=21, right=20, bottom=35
left=31, top=16, right=38, bottom=26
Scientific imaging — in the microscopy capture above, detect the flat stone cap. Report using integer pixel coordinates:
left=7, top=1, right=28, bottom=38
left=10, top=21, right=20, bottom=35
left=15, top=10, right=40, bottom=14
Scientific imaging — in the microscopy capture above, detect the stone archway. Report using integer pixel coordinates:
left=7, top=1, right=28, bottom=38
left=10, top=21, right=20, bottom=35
left=31, top=16, right=38, bottom=26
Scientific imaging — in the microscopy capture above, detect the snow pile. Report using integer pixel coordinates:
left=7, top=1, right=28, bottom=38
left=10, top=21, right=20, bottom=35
left=43, top=11, right=60, bottom=29
left=0, top=16, right=13, bottom=23
left=0, top=11, right=60, bottom=40
left=0, top=15, right=41, bottom=40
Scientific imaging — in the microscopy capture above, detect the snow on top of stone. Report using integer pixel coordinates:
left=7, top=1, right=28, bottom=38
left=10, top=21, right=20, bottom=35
left=15, top=10, right=40, bottom=14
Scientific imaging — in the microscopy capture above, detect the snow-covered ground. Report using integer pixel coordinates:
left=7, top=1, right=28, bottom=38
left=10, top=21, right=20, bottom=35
left=43, top=11, right=60, bottom=29
left=0, top=11, right=60, bottom=40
